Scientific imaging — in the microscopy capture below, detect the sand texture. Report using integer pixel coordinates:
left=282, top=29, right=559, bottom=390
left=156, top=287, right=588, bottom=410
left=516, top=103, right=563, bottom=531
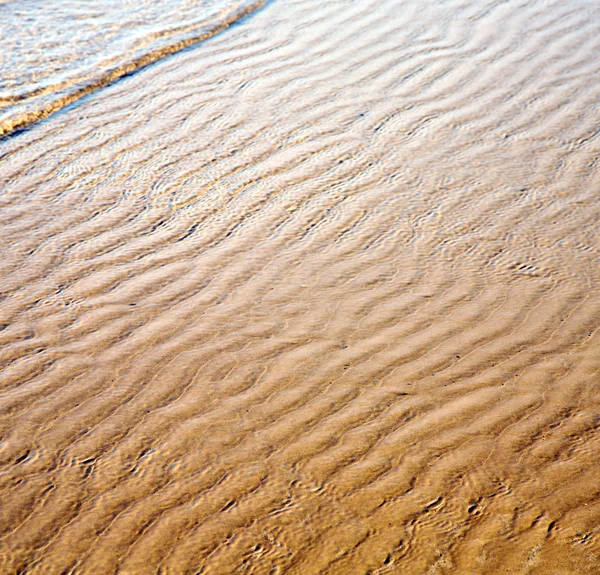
left=0, top=0, right=599, bottom=573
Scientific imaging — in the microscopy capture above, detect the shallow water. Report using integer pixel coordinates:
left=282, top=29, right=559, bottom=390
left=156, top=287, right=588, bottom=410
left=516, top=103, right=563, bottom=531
left=0, top=0, right=265, bottom=137
left=0, top=0, right=599, bottom=573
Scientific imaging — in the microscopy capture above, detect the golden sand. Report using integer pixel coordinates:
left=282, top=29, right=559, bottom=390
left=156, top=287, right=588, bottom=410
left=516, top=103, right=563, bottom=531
left=1, top=0, right=599, bottom=573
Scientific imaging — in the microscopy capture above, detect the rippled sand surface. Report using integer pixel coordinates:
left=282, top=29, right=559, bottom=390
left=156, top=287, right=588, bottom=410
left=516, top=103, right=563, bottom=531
left=1, top=0, right=600, bottom=573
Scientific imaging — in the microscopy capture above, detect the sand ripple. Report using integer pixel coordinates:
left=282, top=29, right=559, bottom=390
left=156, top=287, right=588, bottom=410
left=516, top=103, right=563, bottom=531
left=0, top=0, right=599, bottom=572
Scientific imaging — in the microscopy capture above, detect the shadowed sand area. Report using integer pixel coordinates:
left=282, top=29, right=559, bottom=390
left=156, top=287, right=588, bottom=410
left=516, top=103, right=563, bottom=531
left=1, top=0, right=600, bottom=573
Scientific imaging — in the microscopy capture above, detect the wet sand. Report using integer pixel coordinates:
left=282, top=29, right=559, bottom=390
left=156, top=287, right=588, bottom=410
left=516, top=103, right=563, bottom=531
left=1, top=0, right=600, bottom=573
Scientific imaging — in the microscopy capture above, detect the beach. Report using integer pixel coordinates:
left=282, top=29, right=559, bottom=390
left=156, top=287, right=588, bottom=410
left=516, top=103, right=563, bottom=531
left=1, top=0, right=599, bottom=572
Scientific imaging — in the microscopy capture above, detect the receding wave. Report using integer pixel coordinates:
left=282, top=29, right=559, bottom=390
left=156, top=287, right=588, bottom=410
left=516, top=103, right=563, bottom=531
left=0, top=0, right=266, bottom=139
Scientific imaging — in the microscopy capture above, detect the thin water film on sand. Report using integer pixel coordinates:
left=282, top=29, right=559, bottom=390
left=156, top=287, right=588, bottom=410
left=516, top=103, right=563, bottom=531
left=0, top=0, right=599, bottom=573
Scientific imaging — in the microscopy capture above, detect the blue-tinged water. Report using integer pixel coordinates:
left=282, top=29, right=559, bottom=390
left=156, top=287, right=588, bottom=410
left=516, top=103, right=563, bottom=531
left=0, top=0, right=265, bottom=137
